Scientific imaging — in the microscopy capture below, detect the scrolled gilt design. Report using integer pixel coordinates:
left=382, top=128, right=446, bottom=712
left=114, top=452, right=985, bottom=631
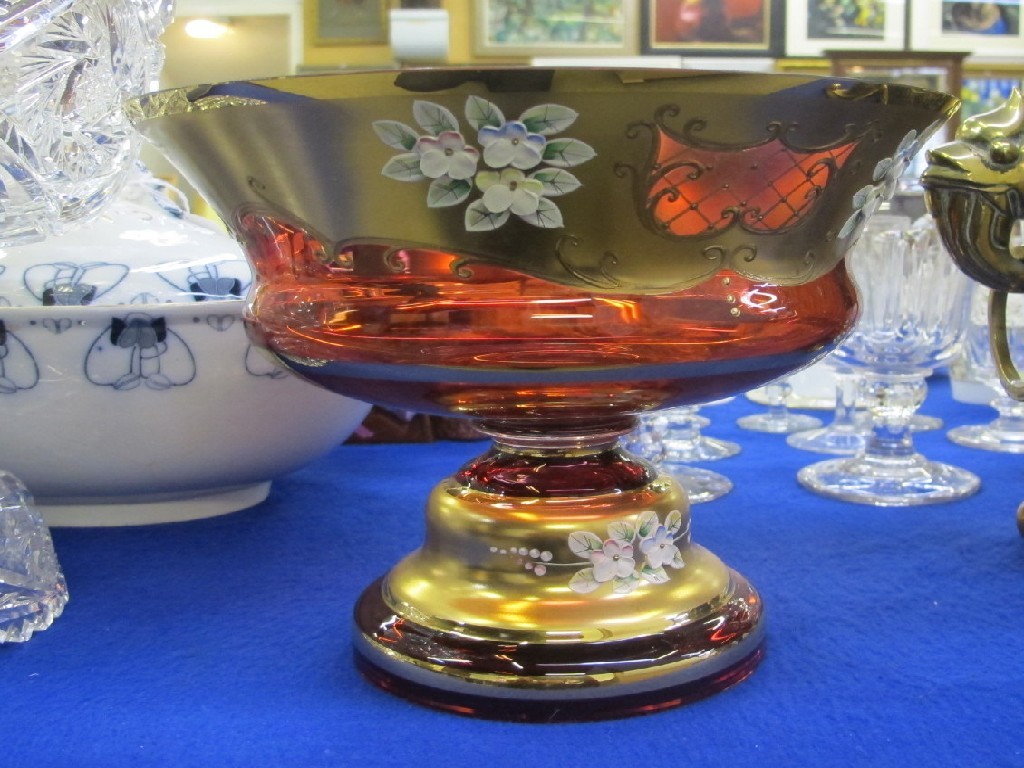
left=553, top=237, right=622, bottom=290
left=619, top=103, right=871, bottom=249
left=129, top=70, right=960, bottom=294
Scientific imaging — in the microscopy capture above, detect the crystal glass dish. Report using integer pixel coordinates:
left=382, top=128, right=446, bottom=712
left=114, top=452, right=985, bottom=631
left=130, top=68, right=959, bottom=720
left=0, top=0, right=171, bottom=245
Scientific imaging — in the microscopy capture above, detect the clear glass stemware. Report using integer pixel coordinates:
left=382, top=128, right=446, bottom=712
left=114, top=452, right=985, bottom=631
left=787, top=363, right=867, bottom=455
left=737, top=377, right=823, bottom=434
left=626, top=404, right=738, bottom=503
left=798, top=214, right=980, bottom=506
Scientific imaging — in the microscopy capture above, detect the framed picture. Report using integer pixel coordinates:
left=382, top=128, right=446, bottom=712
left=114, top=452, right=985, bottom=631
left=474, top=0, right=639, bottom=56
left=961, top=72, right=1024, bottom=119
left=641, top=0, right=783, bottom=56
left=909, top=0, right=1024, bottom=57
left=305, top=0, right=389, bottom=46
left=785, top=0, right=906, bottom=55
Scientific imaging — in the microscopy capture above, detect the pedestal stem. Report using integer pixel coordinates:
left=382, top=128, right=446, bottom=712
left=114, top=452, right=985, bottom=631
left=861, top=372, right=926, bottom=460
left=353, top=424, right=765, bottom=720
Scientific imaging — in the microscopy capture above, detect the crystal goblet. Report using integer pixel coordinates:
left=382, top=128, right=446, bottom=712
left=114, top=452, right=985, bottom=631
left=786, top=362, right=866, bottom=455
left=130, top=69, right=958, bottom=720
left=798, top=215, right=979, bottom=505
left=737, top=377, right=823, bottom=433
left=626, top=404, right=737, bottom=504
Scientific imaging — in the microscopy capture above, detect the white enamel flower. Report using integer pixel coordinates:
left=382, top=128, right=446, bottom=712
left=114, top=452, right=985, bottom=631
left=873, top=130, right=918, bottom=194
left=375, top=97, right=593, bottom=232
left=479, top=121, right=546, bottom=170
left=476, top=168, right=544, bottom=216
left=415, top=131, right=479, bottom=180
left=640, top=525, right=680, bottom=569
left=591, top=539, right=636, bottom=583
left=839, top=130, right=920, bottom=240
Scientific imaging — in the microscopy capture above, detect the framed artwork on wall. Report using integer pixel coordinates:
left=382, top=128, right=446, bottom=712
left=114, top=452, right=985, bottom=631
left=785, top=0, right=906, bottom=56
left=909, top=0, right=1023, bottom=57
left=305, top=0, right=389, bottom=46
left=474, top=0, right=639, bottom=57
left=641, top=0, right=783, bottom=55
left=961, top=73, right=1024, bottom=119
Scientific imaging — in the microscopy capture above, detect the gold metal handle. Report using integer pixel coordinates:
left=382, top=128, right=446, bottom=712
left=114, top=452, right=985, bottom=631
left=989, top=289, right=1024, bottom=400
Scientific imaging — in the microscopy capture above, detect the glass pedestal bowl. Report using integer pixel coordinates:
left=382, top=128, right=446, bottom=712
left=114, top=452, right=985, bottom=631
left=129, top=68, right=959, bottom=720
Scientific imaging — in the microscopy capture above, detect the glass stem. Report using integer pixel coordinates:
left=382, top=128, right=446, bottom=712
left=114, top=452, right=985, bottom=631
left=861, top=372, right=927, bottom=459
left=667, top=406, right=701, bottom=451
left=991, top=395, right=1024, bottom=435
left=833, top=370, right=861, bottom=429
left=764, top=381, right=790, bottom=422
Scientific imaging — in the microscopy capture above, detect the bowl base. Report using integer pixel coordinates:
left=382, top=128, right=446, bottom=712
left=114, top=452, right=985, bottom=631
left=37, top=481, right=272, bottom=527
left=354, top=572, right=765, bottom=722
left=352, top=430, right=765, bottom=720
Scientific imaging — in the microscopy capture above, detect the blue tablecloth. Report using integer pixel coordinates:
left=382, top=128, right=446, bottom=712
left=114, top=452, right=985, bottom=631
left=5, top=375, right=1022, bottom=767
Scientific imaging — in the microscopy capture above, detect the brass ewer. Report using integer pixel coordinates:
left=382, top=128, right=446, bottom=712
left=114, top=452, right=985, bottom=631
left=922, top=89, right=1024, bottom=530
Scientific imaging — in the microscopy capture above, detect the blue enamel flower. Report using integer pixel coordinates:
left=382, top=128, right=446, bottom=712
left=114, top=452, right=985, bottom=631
left=478, top=122, right=546, bottom=170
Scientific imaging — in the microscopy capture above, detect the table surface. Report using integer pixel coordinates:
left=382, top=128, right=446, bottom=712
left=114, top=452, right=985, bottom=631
left=6, top=375, right=1022, bottom=768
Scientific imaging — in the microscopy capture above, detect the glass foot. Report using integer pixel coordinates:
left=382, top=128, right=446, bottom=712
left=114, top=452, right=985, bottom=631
left=664, top=435, right=741, bottom=462
left=355, top=573, right=764, bottom=722
left=797, top=454, right=981, bottom=506
left=786, top=425, right=866, bottom=455
left=948, top=423, right=1024, bottom=454
left=910, top=414, right=943, bottom=432
left=664, top=464, right=733, bottom=504
left=737, top=411, right=822, bottom=434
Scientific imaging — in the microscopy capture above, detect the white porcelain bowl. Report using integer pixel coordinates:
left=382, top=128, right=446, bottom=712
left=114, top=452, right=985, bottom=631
left=0, top=173, right=371, bottom=525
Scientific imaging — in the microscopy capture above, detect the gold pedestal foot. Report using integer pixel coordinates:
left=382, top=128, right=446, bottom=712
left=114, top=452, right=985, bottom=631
left=353, top=448, right=765, bottom=722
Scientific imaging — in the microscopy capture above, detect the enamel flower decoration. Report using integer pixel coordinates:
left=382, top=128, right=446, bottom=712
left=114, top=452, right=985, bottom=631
left=839, top=130, right=920, bottom=240
left=373, top=96, right=595, bottom=232
left=564, top=509, right=688, bottom=595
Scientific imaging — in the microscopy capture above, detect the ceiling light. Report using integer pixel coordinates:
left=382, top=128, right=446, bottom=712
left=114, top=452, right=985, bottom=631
left=184, top=18, right=230, bottom=39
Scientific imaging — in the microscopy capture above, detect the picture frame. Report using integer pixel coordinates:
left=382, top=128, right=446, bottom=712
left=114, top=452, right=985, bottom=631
left=641, top=0, right=783, bottom=56
left=909, top=0, right=1024, bottom=58
left=785, top=0, right=907, bottom=56
left=474, top=0, right=639, bottom=57
left=304, top=0, right=389, bottom=46
left=961, top=71, right=1024, bottom=119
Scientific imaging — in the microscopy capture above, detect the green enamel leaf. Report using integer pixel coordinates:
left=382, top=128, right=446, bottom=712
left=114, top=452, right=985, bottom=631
left=542, top=138, right=596, bottom=168
left=519, top=103, right=579, bottom=135
left=381, top=153, right=425, bottom=182
left=465, top=200, right=510, bottom=232
left=568, top=568, right=600, bottom=594
left=636, top=510, right=658, bottom=538
left=671, top=549, right=685, bottom=570
left=665, top=509, right=683, bottom=535
left=641, top=564, right=670, bottom=584
left=529, top=168, right=582, bottom=197
left=372, top=120, right=420, bottom=151
left=612, top=573, right=641, bottom=594
left=607, top=520, right=635, bottom=546
left=427, top=177, right=472, bottom=208
left=412, top=100, right=459, bottom=135
left=567, top=530, right=603, bottom=558
left=518, top=197, right=563, bottom=229
left=465, top=95, right=505, bottom=131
